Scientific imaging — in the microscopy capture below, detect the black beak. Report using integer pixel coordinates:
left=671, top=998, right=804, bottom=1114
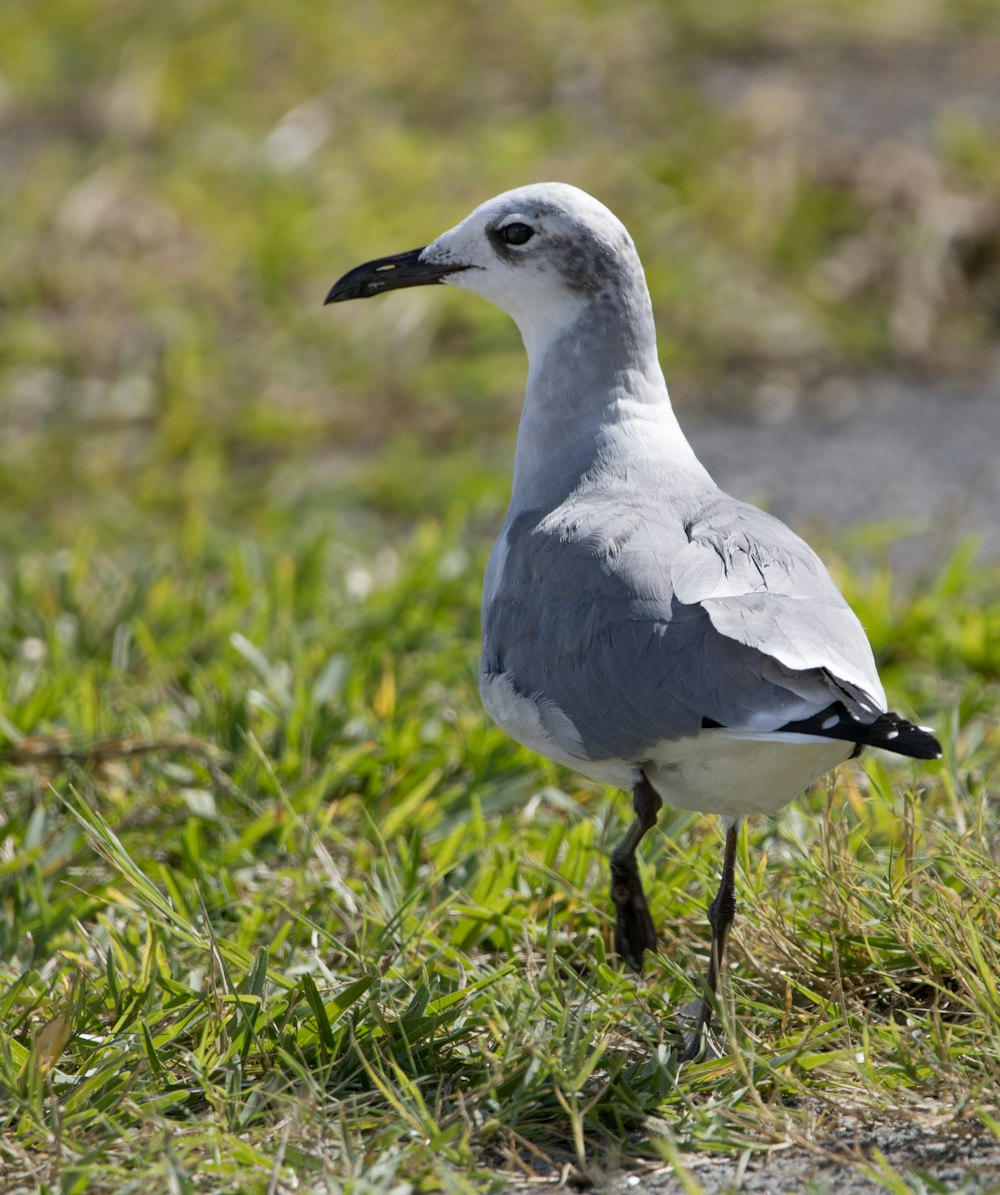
left=324, top=247, right=469, bottom=304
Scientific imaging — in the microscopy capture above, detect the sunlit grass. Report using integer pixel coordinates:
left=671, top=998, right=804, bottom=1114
left=1, top=519, right=997, bottom=1191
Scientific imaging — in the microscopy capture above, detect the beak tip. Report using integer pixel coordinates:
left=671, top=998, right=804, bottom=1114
left=324, top=280, right=355, bottom=305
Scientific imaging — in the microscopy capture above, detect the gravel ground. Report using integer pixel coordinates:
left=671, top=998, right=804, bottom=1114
left=598, top=1111, right=1000, bottom=1194
left=499, top=1107, right=1000, bottom=1194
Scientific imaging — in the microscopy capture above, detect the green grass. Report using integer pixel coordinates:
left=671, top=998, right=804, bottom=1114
left=1, top=521, right=998, bottom=1191
left=2, top=0, right=1000, bottom=1190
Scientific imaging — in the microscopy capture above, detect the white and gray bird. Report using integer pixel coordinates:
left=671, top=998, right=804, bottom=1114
left=326, top=183, right=941, bottom=1060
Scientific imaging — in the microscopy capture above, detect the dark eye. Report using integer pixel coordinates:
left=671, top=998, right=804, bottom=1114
left=500, top=222, right=534, bottom=246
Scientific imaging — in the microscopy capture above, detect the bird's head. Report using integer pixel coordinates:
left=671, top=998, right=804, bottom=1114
left=326, top=182, right=647, bottom=358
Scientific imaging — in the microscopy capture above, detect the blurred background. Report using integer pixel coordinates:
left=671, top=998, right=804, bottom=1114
left=1, top=0, right=999, bottom=552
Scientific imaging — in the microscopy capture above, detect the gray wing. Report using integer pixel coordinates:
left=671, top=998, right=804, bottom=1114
left=481, top=492, right=886, bottom=762
left=673, top=496, right=885, bottom=712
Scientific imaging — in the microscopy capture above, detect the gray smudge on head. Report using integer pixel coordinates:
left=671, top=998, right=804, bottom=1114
left=487, top=201, right=636, bottom=299
left=546, top=230, right=634, bottom=297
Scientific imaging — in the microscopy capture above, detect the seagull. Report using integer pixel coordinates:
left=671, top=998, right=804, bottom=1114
left=325, top=183, right=942, bottom=1060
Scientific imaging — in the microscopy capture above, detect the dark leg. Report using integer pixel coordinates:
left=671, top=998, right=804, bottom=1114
left=610, top=774, right=662, bottom=971
left=681, top=819, right=740, bottom=1061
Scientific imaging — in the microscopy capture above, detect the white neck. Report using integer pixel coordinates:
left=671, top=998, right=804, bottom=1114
left=507, top=298, right=712, bottom=514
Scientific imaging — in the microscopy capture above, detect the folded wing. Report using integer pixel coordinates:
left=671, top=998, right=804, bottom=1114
left=481, top=491, right=890, bottom=765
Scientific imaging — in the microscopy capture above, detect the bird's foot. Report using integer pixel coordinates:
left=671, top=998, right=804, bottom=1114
left=676, top=998, right=725, bottom=1062
left=611, top=862, right=658, bottom=971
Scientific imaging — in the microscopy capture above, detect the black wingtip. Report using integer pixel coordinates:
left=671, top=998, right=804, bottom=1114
left=762, top=703, right=942, bottom=761
left=866, top=712, right=942, bottom=760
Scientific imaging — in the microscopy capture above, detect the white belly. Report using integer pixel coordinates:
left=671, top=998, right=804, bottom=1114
left=479, top=671, right=852, bottom=818
left=641, top=730, right=853, bottom=818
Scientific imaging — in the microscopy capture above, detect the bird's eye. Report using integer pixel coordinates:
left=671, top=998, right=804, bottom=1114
left=500, top=222, right=534, bottom=246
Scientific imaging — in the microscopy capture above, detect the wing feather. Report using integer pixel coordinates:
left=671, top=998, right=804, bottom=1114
left=481, top=491, right=886, bottom=764
left=672, top=499, right=885, bottom=713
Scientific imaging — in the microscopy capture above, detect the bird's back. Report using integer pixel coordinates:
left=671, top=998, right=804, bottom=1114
left=481, top=480, right=887, bottom=773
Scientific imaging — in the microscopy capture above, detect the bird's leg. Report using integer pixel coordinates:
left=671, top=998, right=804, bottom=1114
left=681, top=819, right=740, bottom=1061
left=610, top=774, right=662, bottom=971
